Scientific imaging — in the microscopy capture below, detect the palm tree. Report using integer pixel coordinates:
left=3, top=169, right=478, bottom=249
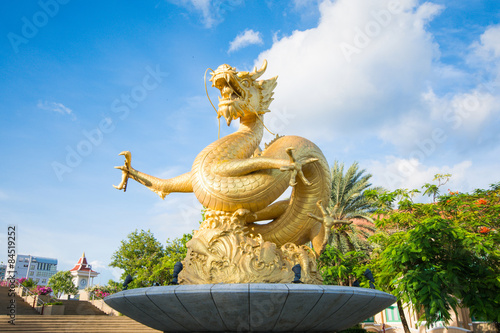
left=327, top=161, right=381, bottom=254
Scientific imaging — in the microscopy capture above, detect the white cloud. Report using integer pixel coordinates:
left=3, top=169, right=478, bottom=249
left=367, top=156, right=472, bottom=194
left=168, top=0, right=243, bottom=28
left=249, top=0, right=499, bottom=161
left=109, top=267, right=123, bottom=282
left=37, top=100, right=73, bottom=116
left=378, top=87, right=499, bottom=151
left=188, top=0, right=214, bottom=27
left=469, top=24, right=500, bottom=85
left=88, top=260, right=108, bottom=272
left=228, top=29, right=263, bottom=53
left=253, top=0, right=443, bottom=142
left=472, top=24, right=500, bottom=61
left=86, top=260, right=124, bottom=284
left=245, top=0, right=500, bottom=196
left=89, top=265, right=123, bottom=284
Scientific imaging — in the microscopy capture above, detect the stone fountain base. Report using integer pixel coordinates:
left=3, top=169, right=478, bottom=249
left=104, top=283, right=396, bottom=332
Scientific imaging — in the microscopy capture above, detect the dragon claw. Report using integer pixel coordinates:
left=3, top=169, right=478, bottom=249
left=280, top=147, right=318, bottom=186
left=310, top=200, right=353, bottom=255
left=113, top=151, right=132, bottom=191
left=118, top=151, right=131, bottom=167
left=312, top=200, right=353, bottom=229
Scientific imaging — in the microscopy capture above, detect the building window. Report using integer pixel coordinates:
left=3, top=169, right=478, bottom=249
left=30, top=264, right=35, bottom=270
left=29, top=271, right=34, bottom=276
left=35, top=278, right=40, bottom=283
left=385, top=305, right=401, bottom=322
left=363, top=316, right=375, bottom=323
left=42, top=279, right=46, bottom=284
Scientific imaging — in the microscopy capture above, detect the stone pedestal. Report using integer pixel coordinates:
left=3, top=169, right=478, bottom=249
left=105, top=283, right=396, bottom=332
left=179, top=212, right=323, bottom=285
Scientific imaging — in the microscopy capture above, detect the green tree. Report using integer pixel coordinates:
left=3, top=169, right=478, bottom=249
left=370, top=181, right=500, bottom=327
left=318, top=245, right=368, bottom=286
left=105, top=279, right=123, bottom=294
left=47, top=271, right=78, bottom=298
left=20, top=278, right=37, bottom=289
left=110, top=230, right=192, bottom=288
left=327, top=161, right=381, bottom=254
left=151, top=233, right=192, bottom=285
left=110, top=229, right=166, bottom=289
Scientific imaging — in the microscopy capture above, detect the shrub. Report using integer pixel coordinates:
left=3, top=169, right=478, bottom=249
left=33, top=285, right=52, bottom=295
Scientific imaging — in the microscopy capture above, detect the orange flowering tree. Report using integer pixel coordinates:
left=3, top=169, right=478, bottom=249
left=367, top=180, right=500, bottom=326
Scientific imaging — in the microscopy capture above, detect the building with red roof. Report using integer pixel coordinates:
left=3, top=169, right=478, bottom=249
left=70, top=252, right=99, bottom=291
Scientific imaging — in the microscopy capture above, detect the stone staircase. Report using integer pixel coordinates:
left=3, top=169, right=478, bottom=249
left=59, top=299, right=107, bottom=315
left=0, top=286, right=161, bottom=332
left=0, top=315, right=162, bottom=332
left=0, top=286, right=39, bottom=315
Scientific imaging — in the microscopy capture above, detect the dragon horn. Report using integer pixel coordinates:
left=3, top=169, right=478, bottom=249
left=250, top=59, right=267, bottom=80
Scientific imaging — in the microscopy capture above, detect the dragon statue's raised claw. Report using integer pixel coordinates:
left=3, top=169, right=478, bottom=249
left=280, top=147, right=319, bottom=186
left=113, top=151, right=132, bottom=191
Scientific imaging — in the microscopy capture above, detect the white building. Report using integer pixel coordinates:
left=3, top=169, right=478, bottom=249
left=4, top=254, right=57, bottom=286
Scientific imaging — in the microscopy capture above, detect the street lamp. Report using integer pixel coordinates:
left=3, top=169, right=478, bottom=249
left=88, top=264, right=92, bottom=288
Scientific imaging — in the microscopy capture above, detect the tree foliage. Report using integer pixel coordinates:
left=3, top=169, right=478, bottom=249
left=105, top=279, right=124, bottom=294
left=109, top=229, right=192, bottom=288
left=318, top=245, right=368, bottom=286
left=370, top=179, right=500, bottom=325
left=151, top=233, right=192, bottom=286
left=328, top=161, right=381, bottom=254
left=47, top=270, right=78, bottom=298
left=86, top=280, right=124, bottom=298
left=110, top=229, right=166, bottom=288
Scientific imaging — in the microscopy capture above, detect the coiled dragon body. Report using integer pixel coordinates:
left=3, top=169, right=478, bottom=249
left=114, top=60, right=331, bottom=255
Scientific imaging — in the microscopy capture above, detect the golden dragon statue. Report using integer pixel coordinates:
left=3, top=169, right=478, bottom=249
left=114, top=60, right=332, bottom=284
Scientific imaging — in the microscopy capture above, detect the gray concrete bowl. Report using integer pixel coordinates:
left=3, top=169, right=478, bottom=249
left=104, top=283, right=396, bottom=332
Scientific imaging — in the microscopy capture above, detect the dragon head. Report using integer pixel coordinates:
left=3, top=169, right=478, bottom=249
left=210, top=60, right=277, bottom=126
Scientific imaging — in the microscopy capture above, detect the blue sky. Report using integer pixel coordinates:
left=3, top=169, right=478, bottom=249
left=1, top=0, right=499, bottom=285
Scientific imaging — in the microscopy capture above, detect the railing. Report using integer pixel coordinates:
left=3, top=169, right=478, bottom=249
left=15, top=280, right=47, bottom=315
left=89, top=290, right=111, bottom=301
left=89, top=291, right=101, bottom=301
left=88, top=290, right=119, bottom=315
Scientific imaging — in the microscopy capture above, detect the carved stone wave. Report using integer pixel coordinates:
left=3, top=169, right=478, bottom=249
left=179, top=209, right=322, bottom=285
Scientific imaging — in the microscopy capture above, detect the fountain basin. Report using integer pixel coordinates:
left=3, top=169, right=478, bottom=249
left=105, top=283, right=396, bottom=332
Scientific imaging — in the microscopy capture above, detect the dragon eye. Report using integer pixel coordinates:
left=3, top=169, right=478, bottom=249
left=241, top=80, right=250, bottom=87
